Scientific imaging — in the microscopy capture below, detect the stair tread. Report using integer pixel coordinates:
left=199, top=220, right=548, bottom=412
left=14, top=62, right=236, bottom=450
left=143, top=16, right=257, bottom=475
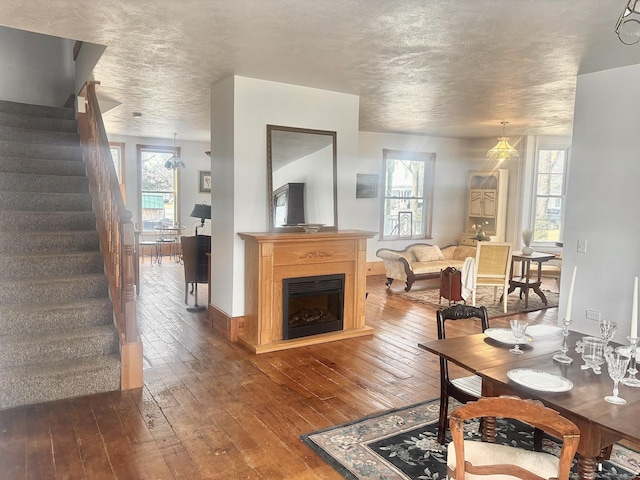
left=0, top=111, right=77, bottom=132
left=0, top=230, right=98, bottom=238
left=0, top=354, right=120, bottom=380
left=0, top=100, right=75, bottom=120
left=0, top=171, right=86, bottom=179
left=0, top=295, right=109, bottom=310
left=0, top=124, right=79, bottom=141
left=0, top=274, right=108, bottom=291
left=0, top=324, right=116, bottom=344
left=0, top=250, right=101, bottom=259
left=0, top=155, right=83, bottom=164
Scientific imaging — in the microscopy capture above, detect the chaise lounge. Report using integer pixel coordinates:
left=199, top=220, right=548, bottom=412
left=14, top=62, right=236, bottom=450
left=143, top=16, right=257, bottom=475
left=376, top=243, right=477, bottom=292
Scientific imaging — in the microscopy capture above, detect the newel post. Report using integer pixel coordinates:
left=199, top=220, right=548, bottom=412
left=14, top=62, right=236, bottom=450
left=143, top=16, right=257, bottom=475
left=121, top=210, right=137, bottom=342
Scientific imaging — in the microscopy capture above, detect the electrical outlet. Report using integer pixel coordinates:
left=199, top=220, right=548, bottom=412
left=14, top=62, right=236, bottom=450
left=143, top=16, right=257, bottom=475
left=577, top=238, right=587, bottom=254
left=586, top=309, right=601, bottom=321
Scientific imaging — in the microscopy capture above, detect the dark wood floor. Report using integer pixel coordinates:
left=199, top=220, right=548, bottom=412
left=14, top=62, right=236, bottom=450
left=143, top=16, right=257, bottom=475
left=0, top=262, right=561, bottom=479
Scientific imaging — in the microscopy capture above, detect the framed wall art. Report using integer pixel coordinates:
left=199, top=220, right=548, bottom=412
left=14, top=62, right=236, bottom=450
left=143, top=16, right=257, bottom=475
left=356, top=174, right=378, bottom=198
left=199, top=171, right=212, bottom=193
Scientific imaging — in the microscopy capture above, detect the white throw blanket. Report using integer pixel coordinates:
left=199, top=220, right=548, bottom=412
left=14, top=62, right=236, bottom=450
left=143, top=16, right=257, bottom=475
left=461, top=257, right=476, bottom=301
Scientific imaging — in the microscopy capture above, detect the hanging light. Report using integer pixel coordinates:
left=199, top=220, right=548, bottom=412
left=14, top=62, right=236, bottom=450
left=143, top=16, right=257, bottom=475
left=486, top=122, right=519, bottom=162
left=165, top=133, right=186, bottom=169
left=615, top=0, right=640, bottom=45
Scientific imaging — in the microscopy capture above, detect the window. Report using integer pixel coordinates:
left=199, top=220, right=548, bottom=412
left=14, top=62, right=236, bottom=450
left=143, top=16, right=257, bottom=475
left=109, top=142, right=125, bottom=183
left=137, top=144, right=180, bottom=232
left=532, top=147, right=569, bottom=243
left=380, top=149, right=435, bottom=240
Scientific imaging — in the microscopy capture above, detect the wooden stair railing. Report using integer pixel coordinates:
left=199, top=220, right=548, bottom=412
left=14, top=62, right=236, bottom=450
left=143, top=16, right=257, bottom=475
left=77, top=81, right=143, bottom=390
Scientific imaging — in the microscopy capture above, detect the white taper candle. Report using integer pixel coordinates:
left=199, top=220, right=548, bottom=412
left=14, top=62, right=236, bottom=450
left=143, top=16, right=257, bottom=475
left=566, top=265, right=577, bottom=322
left=632, top=276, right=638, bottom=338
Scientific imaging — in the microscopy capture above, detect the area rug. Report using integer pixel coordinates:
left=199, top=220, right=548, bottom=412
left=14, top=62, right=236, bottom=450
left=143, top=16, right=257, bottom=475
left=396, top=286, right=558, bottom=318
left=302, top=398, right=640, bottom=480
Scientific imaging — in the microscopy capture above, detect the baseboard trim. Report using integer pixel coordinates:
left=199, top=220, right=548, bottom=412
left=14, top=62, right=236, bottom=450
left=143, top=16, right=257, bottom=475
left=208, top=304, right=243, bottom=342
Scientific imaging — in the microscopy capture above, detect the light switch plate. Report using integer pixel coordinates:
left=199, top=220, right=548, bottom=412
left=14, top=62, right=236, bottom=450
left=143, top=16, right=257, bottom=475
left=577, top=238, right=587, bottom=254
left=586, top=309, right=601, bottom=321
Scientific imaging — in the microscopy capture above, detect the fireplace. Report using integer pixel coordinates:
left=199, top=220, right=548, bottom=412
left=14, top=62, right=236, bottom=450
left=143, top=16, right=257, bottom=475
left=282, top=274, right=345, bottom=340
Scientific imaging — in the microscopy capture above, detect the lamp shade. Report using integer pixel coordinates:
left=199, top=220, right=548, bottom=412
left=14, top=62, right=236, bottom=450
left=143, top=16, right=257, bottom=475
left=190, top=203, right=211, bottom=221
left=487, top=137, right=519, bottom=162
left=486, top=122, right=519, bottom=162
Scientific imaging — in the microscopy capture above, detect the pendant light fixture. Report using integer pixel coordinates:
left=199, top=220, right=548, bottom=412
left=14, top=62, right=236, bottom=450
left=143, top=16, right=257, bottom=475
left=165, top=133, right=185, bottom=169
left=616, top=0, right=640, bottom=45
left=486, top=121, right=519, bottom=162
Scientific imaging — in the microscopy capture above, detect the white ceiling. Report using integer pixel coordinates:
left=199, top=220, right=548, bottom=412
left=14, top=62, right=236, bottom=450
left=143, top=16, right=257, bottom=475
left=0, top=0, right=638, bottom=142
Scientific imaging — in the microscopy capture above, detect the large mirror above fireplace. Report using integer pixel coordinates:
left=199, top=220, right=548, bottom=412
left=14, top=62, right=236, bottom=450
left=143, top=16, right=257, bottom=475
left=267, top=125, right=338, bottom=231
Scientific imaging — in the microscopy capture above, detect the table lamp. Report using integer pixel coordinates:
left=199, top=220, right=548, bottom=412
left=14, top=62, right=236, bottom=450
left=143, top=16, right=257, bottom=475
left=185, top=203, right=211, bottom=313
left=190, top=203, right=211, bottom=235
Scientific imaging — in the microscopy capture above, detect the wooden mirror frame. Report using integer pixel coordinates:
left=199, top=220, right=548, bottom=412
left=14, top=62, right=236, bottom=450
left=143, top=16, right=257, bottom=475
left=266, top=125, right=338, bottom=232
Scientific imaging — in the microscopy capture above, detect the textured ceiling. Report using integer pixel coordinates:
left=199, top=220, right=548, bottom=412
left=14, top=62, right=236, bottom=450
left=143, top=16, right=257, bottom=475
left=0, top=0, right=637, bottom=142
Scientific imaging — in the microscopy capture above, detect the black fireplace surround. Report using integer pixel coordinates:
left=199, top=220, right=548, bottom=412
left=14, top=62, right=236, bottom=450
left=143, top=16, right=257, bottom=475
left=282, top=274, right=345, bottom=340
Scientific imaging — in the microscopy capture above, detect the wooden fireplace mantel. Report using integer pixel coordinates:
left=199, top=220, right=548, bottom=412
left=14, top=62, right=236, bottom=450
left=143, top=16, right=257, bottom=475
left=237, top=230, right=376, bottom=353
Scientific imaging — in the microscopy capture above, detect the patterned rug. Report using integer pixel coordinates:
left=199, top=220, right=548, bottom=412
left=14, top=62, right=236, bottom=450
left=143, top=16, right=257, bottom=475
left=396, top=285, right=559, bottom=318
left=302, top=398, right=640, bottom=480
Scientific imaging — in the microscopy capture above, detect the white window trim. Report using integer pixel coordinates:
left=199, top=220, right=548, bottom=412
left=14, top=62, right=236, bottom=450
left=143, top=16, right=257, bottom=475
left=379, top=149, right=435, bottom=241
left=528, top=141, right=571, bottom=248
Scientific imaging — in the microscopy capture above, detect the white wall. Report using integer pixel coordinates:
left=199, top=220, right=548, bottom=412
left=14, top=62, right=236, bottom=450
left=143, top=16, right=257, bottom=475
left=210, top=76, right=359, bottom=317
left=358, top=132, right=472, bottom=260
left=0, top=26, right=75, bottom=107
left=74, top=41, right=106, bottom=98
left=106, top=133, right=212, bottom=237
left=563, top=63, right=640, bottom=343
left=210, top=77, right=236, bottom=318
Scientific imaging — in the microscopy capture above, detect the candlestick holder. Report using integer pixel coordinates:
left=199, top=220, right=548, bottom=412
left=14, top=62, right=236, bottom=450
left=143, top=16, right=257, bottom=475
left=553, top=318, right=573, bottom=364
left=621, top=336, right=640, bottom=387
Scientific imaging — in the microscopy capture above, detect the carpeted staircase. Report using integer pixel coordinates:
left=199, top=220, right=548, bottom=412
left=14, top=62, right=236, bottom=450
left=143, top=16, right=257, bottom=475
left=0, top=99, right=121, bottom=410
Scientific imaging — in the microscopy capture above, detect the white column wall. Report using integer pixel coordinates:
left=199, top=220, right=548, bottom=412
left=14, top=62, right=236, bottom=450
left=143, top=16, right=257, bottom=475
left=210, top=76, right=359, bottom=317
left=563, top=64, right=640, bottom=343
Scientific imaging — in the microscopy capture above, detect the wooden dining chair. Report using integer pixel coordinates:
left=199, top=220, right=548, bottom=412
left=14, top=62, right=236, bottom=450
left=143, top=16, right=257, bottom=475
left=472, top=241, right=512, bottom=313
left=436, top=304, right=489, bottom=444
left=447, top=396, right=580, bottom=480
left=180, top=235, right=211, bottom=310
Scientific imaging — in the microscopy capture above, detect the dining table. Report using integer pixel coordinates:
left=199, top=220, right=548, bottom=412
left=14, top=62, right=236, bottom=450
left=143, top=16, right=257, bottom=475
left=419, top=327, right=640, bottom=480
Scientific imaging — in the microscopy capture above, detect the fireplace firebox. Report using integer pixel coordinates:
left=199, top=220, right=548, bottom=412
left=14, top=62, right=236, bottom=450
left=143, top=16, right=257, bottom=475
left=282, top=274, right=345, bottom=340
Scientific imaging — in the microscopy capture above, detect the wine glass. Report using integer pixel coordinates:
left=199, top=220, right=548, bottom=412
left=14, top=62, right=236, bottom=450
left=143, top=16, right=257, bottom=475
left=509, top=320, right=528, bottom=355
left=581, top=336, right=605, bottom=373
left=604, top=352, right=631, bottom=405
left=553, top=318, right=573, bottom=364
left=599, top=319, right=617, bottom=346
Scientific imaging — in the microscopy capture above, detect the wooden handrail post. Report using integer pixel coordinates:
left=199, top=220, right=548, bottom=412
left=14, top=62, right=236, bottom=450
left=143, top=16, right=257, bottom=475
left=122, top=210, right=137, bottom=342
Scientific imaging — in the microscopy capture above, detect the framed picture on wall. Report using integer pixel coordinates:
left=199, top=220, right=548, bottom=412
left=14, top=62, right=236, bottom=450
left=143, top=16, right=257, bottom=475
left=199, top=171, right=212, bottom=193
left=356, top=174, right=378, bottom=198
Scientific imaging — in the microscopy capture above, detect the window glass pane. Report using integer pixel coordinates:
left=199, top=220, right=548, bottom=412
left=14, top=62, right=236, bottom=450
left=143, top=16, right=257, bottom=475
left=547, top=173, right=563, bottom=196
left=142, top=152, right=175, bottom=191
left=382, top=198, right=424, bottom=237
left=110, top=146, right=121, bottom=182
left=536, top=173, right=564, bottom=196
left=538, top=150, right=565, bottom=174
left=385, top=159, right=425, bottom=197
left=534, top=197, right=562, bottom=242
